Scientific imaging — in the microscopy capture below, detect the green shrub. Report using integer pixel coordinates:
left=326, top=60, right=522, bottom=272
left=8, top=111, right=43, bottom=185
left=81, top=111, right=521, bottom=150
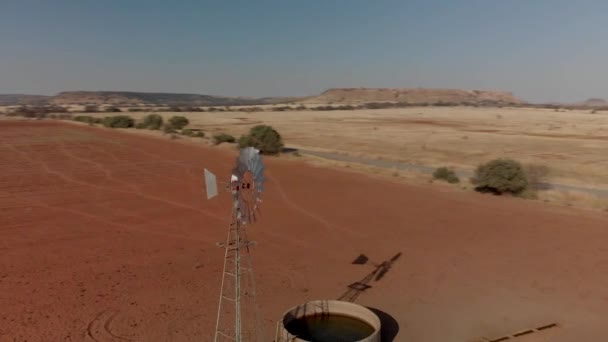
left=83, top=105, right=99, bottom=113
left=168, top=116, right=189, bottom=129
left=213, top=133, right=236, bottom=145
left=141, top=114, right=163, bottom=130
left=163, top=124, right=177, bottom=134
left=180, top=129, right=204, bottom=137
left=237, top=125, right=283, bottom=155
left=433, top=167, right=460, bottom=184
left=73, top=115, right=96, bottom=124
left=181, top=129, right=196, bottom=137
left=102, top=115, right=135, bottom=128
left=473, top=159, right=528, bottom=195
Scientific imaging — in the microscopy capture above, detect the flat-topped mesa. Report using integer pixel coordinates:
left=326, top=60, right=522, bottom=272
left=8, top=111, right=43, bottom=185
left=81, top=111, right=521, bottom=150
left=0, top=94, right=51, bottom=106
left=302, top=87, right=524, bottom=105
left=578, top=98, right=608, bottom=107
left=48, top=91, right=303, bottom=106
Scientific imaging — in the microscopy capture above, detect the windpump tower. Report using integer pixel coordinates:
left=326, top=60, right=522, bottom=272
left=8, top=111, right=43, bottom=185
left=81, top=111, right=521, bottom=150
left=205, top=147, right=265, bottom=342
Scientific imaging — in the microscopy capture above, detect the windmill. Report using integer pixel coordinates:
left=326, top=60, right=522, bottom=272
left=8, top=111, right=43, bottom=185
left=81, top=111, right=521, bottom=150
left=205, top=147, right=265, bottom=342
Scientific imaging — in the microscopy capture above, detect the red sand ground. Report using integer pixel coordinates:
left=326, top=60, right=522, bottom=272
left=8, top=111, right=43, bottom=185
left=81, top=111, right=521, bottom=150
left=1, top=121, right=608, bottom=342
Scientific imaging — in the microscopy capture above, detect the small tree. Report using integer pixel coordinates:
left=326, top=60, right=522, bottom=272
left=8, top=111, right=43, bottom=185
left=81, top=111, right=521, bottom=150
left=473, top=159, right=528, bottom=195
left=213, top=133, right=236, bottom=145
left=141, top=114, right=163, bottom=130
left=168, top=116, right=189, bottom=129
left=183, top=130, right=205, bottom=138
left=73, top=115, right=95, bottom=124
left=83, top=105, right=99, bottom=113
left=238, top=125, right=283, bottom=155
left=102, top=115, right=135, bottom=128
left=163, top=124, right=177, bottom=134
left=433, top=167, right=460, bottom=184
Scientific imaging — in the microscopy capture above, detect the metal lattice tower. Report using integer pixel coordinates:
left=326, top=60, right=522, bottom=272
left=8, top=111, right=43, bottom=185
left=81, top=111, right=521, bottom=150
left=206, top=147, right=265, bottom=342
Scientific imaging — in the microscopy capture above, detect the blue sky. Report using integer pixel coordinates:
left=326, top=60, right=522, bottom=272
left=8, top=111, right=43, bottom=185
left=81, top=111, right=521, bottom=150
left=1, top=0, right=607, bottom=102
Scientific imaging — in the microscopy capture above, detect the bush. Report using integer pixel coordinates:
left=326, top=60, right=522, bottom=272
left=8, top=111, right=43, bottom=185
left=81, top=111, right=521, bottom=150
left=168, top=116, right=189, bottom=129
left=180, top=129, right=205, bottom=138
left=162, top=124, right=177, bottom=134
left=12, top=105, right=68, bottom=117
left=141, top=114, right=163, bottom=130
left=83, top=105, right=99, bottom=113
left=183, top=106, right=204, bottom=112
left=433, top=167, right=460, bottom=184
left=213, top=133, right=236, bottom=145
left=73, top=115, right=96, bottom=124
left=237, top=125, right=283, bottom=155
left=473, top=159, right=528, bottom=195
left=104, top=106, right=122, bottom=112
left=102, top=115, right=135, bottom=128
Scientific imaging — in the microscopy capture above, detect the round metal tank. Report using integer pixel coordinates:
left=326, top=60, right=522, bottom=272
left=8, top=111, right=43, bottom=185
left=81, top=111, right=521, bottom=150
left=276, top=300, right=381, bottom=342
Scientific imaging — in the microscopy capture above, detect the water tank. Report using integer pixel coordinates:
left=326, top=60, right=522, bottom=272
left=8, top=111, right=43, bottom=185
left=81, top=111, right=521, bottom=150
left=276, top=300, right=381, bottom=342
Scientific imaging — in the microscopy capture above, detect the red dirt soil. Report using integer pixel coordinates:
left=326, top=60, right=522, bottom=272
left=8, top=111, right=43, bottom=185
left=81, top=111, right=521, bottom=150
left=1, top=121, right=608, bottom=342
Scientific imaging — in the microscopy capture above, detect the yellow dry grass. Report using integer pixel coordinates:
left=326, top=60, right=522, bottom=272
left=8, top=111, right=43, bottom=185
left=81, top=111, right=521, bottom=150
left=3, top=105, right=607, bottom=210
left=87, top=106, right=608, bottom=187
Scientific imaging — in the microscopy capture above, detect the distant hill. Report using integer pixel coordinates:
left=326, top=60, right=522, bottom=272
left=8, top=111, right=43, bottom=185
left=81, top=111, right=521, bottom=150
left=301, top=88, right=524, bottom=105
left=49, top=91, right=300, bottom=106
left=0, top=88, right=525, bottom=107
left=577, top=98, right=608, bottom=107
left=0, top=94, right=51, bottom=106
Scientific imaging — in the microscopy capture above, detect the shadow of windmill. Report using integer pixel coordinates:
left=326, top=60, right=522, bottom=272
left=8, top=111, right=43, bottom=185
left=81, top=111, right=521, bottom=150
left=338, top=252, right=402, bottom=303
left=338, top=252, right=402, bottom=342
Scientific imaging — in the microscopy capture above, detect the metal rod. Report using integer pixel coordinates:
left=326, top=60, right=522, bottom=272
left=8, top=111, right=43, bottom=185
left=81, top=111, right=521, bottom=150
left=214, top=209, right=233, bottom=341
left=235, top=207, right=242, bottom=341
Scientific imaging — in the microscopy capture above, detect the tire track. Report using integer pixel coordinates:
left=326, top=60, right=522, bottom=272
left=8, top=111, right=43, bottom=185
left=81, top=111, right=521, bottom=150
left=267, top=174, right=366, bottom=238
left=58, top=142, right=141, bottom=193
left=6, top=143, right=225, bottom=222
left=86, top=309, right=133, bottom=342
left=1, top=173, right=221, bottom=243
left=86, top=144, right=196, bottom=186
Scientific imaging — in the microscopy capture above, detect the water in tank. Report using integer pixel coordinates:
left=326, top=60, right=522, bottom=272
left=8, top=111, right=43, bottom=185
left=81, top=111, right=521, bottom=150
left=284, top=314, right=375, bottom=342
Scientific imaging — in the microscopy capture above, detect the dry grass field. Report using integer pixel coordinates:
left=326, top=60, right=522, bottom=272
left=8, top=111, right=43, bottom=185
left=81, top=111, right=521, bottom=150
left=3, top=105, right=608, bottom=209
left=112, top=106, right=608, bottom=184
left=107, top=107, right=607, bottom=203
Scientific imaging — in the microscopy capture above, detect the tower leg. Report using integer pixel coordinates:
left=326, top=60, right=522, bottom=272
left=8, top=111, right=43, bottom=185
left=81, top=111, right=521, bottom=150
left=214, top=207, right=264, bottom=341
